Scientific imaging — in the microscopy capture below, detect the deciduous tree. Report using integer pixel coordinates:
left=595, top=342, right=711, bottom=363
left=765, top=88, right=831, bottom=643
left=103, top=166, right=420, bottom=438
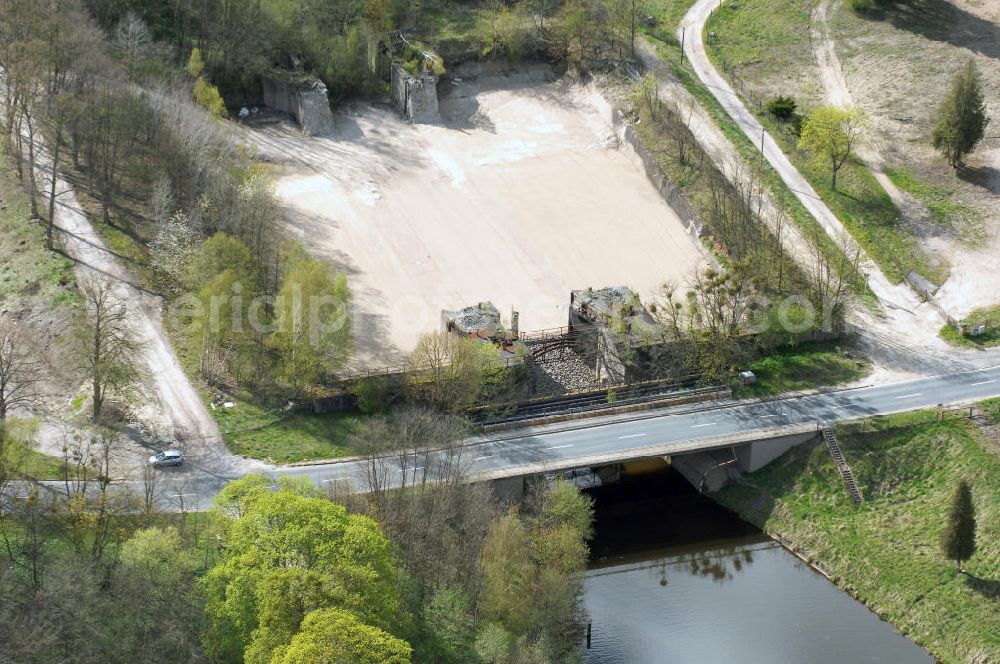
left=78, top=280, right=141, bottom=420
left=274, top=607, right=412, bottom=664
left=0, top=319, right=42, bottom=422
left=798, top=106, right=866, bottom=190
left=270, top=245, right=351, bottom=396
left=202, top=478, right=405, bottom=661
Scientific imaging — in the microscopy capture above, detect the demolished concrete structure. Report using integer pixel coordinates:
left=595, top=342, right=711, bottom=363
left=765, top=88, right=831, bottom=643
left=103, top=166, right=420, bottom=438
left=570, top=287, right=661, bottom=384
left=261, top=75, right=335, bottom=135
left=391, top=63, right=439, bottom=123
left=442, top=301, right=526, bottom=365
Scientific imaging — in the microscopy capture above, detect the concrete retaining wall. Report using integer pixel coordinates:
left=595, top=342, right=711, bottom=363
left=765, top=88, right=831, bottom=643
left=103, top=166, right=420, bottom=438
left=613, top=113, right=703, bottom=239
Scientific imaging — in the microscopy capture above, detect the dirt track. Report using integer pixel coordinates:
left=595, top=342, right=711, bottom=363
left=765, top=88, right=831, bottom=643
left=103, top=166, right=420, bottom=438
left=814, top=0, right=1000, bottom=320
left=27, top=128, right=265, bottom=478
left=249, top=68, right=708, bottom=370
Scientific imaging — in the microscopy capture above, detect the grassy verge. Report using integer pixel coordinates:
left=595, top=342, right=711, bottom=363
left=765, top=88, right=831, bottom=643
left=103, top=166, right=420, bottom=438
left=0, top=158, right=79, bottom=311
left=714, top=407, right=1000, bottom=662
left=735, top=341, right=870, bottom=397
left=211, top=397, right=361, bottom=463
left=939, top=305, right=1000, bottom=349
left=19, top=443, right=65, bottom=480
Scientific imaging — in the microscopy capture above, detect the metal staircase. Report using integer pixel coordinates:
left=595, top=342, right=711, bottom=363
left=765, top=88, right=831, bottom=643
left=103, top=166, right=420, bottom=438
left=822, top=426, right=863, bottom=505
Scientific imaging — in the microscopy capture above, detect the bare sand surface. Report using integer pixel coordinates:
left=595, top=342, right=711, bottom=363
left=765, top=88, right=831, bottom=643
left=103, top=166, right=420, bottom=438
left=249, top=67, right=706, bottom=370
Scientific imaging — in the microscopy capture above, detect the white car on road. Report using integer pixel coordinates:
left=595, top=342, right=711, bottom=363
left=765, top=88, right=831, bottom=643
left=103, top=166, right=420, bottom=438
left=149, top=450, right=184, bottom=467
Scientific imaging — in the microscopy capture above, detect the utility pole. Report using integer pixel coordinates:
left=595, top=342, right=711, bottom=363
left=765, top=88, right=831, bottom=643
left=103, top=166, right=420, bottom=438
left=680, top=27, right=685, bottom=64
left=759, top=125, right=765, bottom=171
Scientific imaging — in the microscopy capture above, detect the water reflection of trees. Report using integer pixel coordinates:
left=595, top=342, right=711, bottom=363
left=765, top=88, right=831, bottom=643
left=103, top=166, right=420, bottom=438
left=653, top=544, right=758, bottom=586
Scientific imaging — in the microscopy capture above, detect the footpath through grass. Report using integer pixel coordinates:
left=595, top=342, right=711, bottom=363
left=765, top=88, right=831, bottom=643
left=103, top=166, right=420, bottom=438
left=714, top=407, right=1000, bottom=662
left=735, top=341, right=870, bottom=397
left=638, top=9, right=875, bottom=306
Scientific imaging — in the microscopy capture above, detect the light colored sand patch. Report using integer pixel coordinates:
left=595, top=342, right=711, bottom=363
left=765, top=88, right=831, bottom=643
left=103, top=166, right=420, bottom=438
left=254, top=72, right=706, bottom=370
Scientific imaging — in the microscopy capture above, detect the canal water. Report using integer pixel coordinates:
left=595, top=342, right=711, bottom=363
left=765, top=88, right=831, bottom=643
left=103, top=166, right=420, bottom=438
left=580, top=465, right=933, bottom=663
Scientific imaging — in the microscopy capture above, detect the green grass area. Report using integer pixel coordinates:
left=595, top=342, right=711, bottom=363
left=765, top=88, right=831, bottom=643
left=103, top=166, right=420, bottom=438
left=701, top=0, right=815, bottom=88
left=0, top=159, right=79, bottom=310
left=794, top=148, right=937, bottom=284
left=736, top=342, right=871, bottom=397
left=715, top=408, right=1000, bottom=662
left=703, top=2, right=944, bottom=285
left=885, top=165, right=983, bottom=240
left=939, top=305, right=1000, bottom=349
left=19, top=443, right=65, bottom=480
left=211, top=398, right=362, bottom=463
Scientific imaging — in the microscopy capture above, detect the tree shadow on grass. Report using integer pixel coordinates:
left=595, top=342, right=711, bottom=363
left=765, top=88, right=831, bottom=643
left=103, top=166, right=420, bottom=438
left=964, top=573, right=1000, bottom=601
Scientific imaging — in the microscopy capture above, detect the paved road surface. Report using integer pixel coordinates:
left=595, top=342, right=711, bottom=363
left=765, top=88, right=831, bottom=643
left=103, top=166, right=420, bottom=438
left=132, top=364, right=1000, bottom=509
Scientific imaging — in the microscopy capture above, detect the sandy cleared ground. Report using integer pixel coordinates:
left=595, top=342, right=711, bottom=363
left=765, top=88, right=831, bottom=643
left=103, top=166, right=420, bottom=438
left=248, top=66, right=706, bottom=370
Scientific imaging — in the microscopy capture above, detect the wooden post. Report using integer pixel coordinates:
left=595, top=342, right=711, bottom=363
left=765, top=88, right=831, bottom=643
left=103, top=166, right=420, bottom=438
left=587, top=622, right=592, bottom=649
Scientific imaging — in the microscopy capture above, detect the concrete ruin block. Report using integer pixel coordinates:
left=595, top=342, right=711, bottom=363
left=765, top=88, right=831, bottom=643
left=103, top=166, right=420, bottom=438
left=391, top=64, right=440, bottom=123
left=261, top=75, right=335, bottom=135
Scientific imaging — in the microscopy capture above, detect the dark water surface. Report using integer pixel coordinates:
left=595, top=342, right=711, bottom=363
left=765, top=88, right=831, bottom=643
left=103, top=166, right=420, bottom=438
left=580, top=468, right=933, bottom=663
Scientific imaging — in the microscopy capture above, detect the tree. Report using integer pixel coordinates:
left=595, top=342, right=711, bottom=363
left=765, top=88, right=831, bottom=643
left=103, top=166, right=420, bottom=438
left=114, top=11, right=151, bottom=79
left=932, top=60, right=991, bottom=168
left=480, top=513, right=535, bottom=636
left=193, top=76, right=226, bottom=119
left=940, top=479, right=976, bottom=571
left=424, top=586, right=476, bottom=662
left=0, top=319, right=42, bottom=422
left=120, top=526, right=199, bottom=596
left=78, top=280, right=141, bottom=420
left=270, top=245, right=351, bottom=396
left=405, top=332, right=499, bottom=412
left=637, top=72, right=660, bottom=121
left=186, top=47, right=205, bottom=79
left=274, top=608, right=412, bottom=664
left=202, top=478, right=405, bottom=661
left=797, top=106, right=866, bottom=190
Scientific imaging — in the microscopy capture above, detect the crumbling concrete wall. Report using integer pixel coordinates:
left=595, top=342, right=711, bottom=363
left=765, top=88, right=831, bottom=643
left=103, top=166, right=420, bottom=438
left=261, top=76, right=335, bottom=135
left=391, top=64, right=440, bottom=123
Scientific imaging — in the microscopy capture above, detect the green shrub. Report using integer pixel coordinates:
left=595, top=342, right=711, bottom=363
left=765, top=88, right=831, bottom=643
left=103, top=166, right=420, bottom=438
left=193, top=77, right=226, bottom=118
left=767, top=96, right=797, bottom=120
left=845, top=0, right=883, bottom=12
left=348, top=376, right=393, bottom=415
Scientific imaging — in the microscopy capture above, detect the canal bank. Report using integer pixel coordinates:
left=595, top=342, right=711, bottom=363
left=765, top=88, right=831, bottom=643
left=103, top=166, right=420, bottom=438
left=580, top=463, right=933, bottom=662
left=711, top=412, right=1000, bottom=663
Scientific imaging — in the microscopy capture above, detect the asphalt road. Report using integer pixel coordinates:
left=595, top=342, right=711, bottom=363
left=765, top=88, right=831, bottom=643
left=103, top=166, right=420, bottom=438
left=142, top=364, right=1000, bottom=510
